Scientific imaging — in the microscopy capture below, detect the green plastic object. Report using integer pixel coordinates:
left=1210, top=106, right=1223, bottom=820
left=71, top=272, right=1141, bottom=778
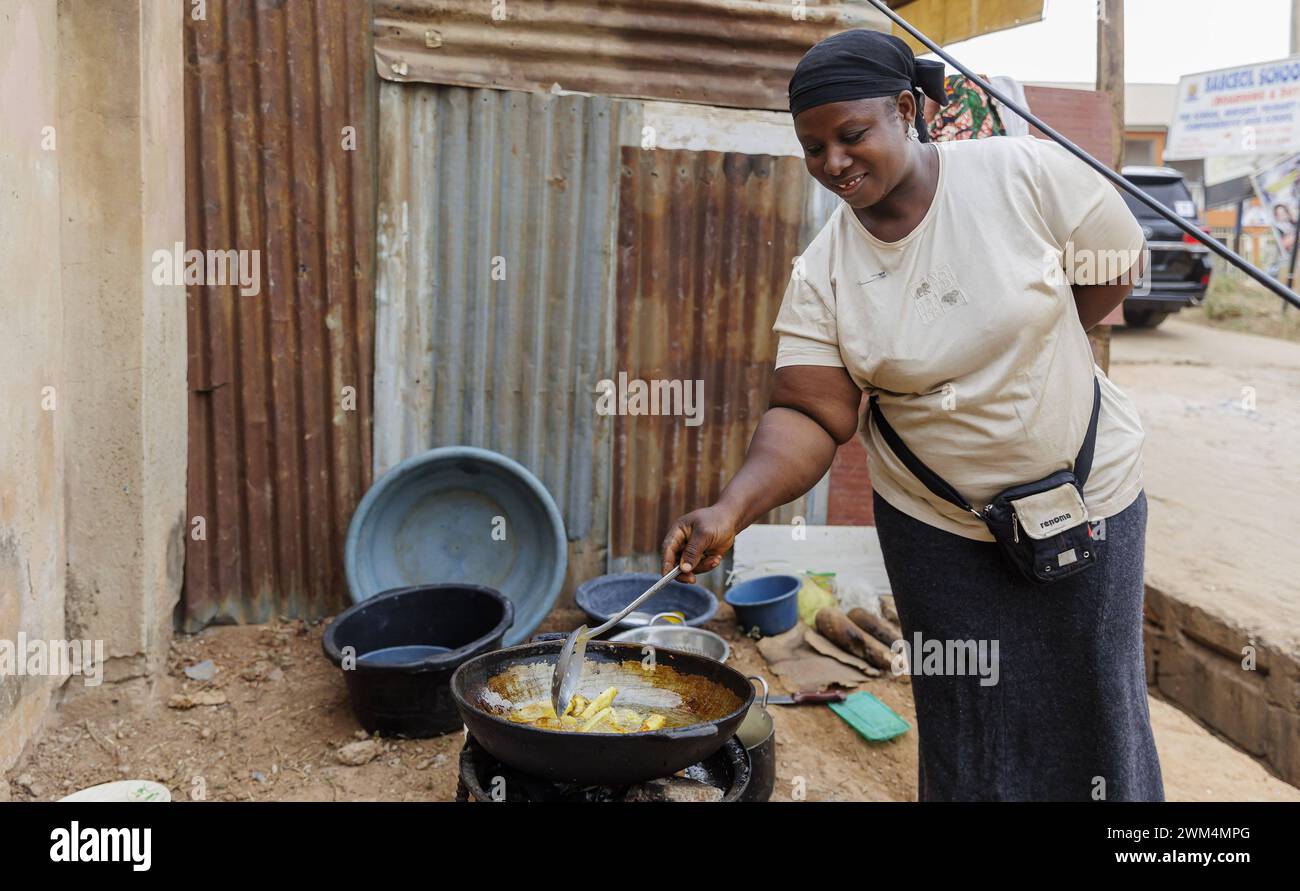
left=830, top=691, right=911, bottom=741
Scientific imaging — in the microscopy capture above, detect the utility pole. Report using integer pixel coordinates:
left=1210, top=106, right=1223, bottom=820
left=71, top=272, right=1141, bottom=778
left=1097, top=0, right=1125, bottom=173
left=1290, top=0, right=1300, bottom=310
left=1092, top=0, right=1125, bottom=372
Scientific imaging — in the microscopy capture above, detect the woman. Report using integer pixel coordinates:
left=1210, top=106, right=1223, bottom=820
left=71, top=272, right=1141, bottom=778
left=660, top=30, right=1163, bottom=802
left=1273, top=201, right=1296, bottom=255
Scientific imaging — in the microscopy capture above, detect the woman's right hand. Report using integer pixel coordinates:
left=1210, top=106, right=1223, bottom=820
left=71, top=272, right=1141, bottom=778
left=661, top=504, right=741, bottom=585
left=659, top=367, right=861, bottom=585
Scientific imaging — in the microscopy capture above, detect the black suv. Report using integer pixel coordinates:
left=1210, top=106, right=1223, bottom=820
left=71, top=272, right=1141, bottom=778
left=1118, top=166, right=1213, bottom=328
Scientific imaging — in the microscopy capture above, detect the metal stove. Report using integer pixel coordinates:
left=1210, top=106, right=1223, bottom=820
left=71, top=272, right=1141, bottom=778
left=455, top=733, right=759, bottom=802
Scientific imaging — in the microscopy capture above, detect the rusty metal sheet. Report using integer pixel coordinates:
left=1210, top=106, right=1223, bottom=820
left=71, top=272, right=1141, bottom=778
left=183, top=0, right=377, bottom=629
left=610, top=146, right=816, bottom=580
left=373, top=0, right=889, bottom=111
left=373, top=82, right=625, bottom=590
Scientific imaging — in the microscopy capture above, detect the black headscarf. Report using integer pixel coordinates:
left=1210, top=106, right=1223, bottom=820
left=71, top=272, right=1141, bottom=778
left=788, top=30, right=948, bottom=142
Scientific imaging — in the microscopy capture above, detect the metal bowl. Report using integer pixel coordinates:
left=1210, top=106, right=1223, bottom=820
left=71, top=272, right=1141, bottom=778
left=611, top=615, right=730, bottom=663
left=576, top=572, right=718, bottom=630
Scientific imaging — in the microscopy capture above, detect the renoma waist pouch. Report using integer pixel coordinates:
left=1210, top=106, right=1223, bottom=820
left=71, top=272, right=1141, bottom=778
left=869, top=378, right=1102, bottom=585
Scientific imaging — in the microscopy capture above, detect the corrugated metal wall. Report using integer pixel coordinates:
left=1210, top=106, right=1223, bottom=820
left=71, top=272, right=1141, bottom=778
left=609, top=147, right=814, bottom=578
left=373, top=83, right=625, bottom=588
left=183, top=0, right=377, bottom=629
left=373, top=85, right=825, bottom=593
left=178, top=0, right=1049, bottom=625
left=373, top=0, right=889, bottom=111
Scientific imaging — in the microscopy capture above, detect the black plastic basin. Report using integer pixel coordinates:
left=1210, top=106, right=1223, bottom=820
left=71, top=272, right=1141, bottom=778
left=322, top=584, right=514, bottom=737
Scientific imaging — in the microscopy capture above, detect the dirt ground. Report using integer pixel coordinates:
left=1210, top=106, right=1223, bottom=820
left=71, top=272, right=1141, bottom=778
left=4, top=603, right=1296, bottom=802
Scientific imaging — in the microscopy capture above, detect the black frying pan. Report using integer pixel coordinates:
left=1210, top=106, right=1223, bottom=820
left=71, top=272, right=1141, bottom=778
left=450, top=640, right=755, bottom=785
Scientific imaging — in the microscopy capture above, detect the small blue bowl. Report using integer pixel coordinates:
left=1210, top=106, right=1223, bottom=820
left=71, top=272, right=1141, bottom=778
left=724, top=575, right=801, bottom=637
left=575, top=572, right=718, bottom=631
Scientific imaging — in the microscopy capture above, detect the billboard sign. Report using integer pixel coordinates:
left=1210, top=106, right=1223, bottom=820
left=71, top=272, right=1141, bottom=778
left=1165, top=57, right=1300, bottom=160
left=1250, top=153, right=1300, bottom=256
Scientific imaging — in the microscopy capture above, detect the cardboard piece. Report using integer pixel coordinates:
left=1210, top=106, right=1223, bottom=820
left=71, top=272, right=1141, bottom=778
left=755, top=624, right=873, bottom=691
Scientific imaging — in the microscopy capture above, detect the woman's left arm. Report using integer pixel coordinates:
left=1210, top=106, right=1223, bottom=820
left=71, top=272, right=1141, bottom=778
left=1071, top=243, right=1147, bottom=330
left=1034, top=140, right=1149, bottom=331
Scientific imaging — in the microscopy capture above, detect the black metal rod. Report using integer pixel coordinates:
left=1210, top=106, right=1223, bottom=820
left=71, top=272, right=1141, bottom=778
left=866, top=0, right=1300, bottom=309
left=1232, top=197, right=1245, bottom=254
left=1288, top=205, right=1300, bottom=290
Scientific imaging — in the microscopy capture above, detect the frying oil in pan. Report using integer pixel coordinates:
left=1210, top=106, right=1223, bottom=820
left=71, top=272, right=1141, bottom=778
left=481, top=658, right=741, bottom=732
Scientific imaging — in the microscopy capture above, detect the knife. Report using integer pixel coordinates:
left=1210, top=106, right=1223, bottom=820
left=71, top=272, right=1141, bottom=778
left=766, top=690, right=848, bottom=705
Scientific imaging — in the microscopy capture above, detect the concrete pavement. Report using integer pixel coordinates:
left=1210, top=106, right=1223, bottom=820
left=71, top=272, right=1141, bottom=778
left=1109, top=317, right=1300, bottom=787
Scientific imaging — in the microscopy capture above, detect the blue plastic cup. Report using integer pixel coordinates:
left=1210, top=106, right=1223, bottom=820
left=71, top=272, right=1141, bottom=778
left=724, top=574, right=801, bottom=637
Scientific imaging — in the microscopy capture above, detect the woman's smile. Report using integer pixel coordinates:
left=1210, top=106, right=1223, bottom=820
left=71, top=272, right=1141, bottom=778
left=833, top=172, right=867, bottom=195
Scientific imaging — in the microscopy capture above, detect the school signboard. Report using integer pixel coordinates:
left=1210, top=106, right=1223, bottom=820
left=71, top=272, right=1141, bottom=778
left=1165, top=56, right=1300, bottom=160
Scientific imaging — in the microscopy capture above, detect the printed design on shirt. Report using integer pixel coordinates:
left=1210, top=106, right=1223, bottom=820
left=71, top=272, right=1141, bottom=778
left=909, top=263, right=969, bottom=325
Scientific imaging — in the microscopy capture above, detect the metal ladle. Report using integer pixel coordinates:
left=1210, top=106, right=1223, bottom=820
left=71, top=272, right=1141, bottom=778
left=550, top=565, right=683, bottom=720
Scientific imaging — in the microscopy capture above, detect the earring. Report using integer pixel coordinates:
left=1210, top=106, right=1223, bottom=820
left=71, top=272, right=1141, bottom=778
left=907, top=123, right=920, bottom=141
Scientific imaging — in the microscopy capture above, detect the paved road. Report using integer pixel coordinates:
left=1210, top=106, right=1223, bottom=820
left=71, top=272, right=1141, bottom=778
left=1109, top=318, right=1300, bottom=655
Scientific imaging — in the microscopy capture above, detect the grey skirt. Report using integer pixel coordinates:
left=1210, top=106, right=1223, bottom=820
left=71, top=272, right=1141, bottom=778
left=872, top=488, right=1164, bottom=802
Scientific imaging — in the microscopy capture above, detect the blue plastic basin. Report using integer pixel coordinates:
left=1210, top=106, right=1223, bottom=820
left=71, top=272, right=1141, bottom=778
left=345, top=447, right=567, bottom=645
left=724, top=574, right=801, bottom=637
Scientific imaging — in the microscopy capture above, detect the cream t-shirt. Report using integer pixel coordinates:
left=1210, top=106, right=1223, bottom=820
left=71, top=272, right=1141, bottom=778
left=773, top=135, right=1146, bottom=541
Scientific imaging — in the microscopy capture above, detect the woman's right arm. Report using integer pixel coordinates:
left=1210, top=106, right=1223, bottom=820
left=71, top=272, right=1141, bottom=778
left=660, top=364, right=862, bottom=584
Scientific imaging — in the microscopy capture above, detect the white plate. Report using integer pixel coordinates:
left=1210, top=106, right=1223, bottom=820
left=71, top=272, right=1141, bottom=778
left=59, top=780, right=171, bottom=803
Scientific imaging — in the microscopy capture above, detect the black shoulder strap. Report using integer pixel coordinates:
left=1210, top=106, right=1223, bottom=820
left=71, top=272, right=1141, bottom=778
left=868, top=398, right=976, bottom=513
left=868, top=376, right=1102, bottom=512
left=1072, top=376, right=1103, bottom=489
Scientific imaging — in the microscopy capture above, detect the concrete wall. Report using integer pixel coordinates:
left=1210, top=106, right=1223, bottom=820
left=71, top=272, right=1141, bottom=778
left=1145, top=584, right=1300, bottom=787
left=0, top=0, right=186, bottom=771
left=57, top=0, right=187, bottom=685
left=0, top=0, right=66, bottom=772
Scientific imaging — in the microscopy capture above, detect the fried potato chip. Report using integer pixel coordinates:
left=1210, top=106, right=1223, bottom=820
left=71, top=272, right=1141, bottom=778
left=579, top=707, right=613, bottom=733
left=578, top=687, right=618, bottom=720
left=507, top=688, right=669, bottom=734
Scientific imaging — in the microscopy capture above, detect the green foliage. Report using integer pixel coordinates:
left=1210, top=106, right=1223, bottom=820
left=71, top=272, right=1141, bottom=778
left=1183, top=273, right=1300, bottom=342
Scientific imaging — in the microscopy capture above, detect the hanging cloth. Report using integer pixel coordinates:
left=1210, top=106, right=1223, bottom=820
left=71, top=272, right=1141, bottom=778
left=928, top=73, right=1006, bottom=141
